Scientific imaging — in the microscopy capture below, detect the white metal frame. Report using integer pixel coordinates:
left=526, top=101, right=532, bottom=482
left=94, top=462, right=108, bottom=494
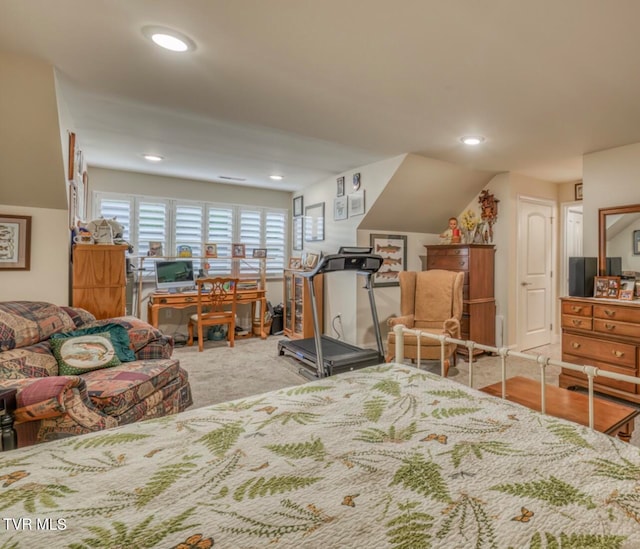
left=392, top=324, right=640, bottom=431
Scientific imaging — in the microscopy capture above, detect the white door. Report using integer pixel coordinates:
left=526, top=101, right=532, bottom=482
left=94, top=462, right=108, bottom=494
left=562, top=204, right=583, bottom=296
left=517, top=197, right=554, bottom=350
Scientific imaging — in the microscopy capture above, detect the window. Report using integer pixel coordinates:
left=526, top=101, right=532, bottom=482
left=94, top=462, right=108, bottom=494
left=94, top=192, right=287, bottom=279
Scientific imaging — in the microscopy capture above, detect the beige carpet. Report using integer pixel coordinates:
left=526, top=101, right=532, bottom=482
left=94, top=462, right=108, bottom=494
left=174, top=337, right=640, bottom=447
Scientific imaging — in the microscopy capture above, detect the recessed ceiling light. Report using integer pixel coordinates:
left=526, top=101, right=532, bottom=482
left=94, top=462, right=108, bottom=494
left=460, top=135, right=485, bottom=146
left=142, top=26, right=195, bottom=52
left=143, top=154, right=164, bottom=162
left=269, top=175, right=284, bottom=181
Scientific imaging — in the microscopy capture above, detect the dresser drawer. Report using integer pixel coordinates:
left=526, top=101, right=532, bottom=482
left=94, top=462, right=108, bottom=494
left=594, top=304, right=640, bottom=324
left=562, top=333, right=636, bottom=369
left=562, top=354, right=638, bottom=393
left=427, top=256, right=469, bottom=271
left=561, top=315, right=593, bottom=331
left=594, top=319, right=640, bottom=338
left=561, top=301, right=593, bottom=317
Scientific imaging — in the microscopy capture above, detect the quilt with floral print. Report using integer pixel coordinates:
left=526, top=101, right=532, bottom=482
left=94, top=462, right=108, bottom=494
left=1, top=364, right=640, bottom=548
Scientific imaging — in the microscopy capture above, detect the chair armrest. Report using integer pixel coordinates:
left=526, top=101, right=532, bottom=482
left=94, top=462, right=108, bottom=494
left=8, top=376, right=90, bottom=423
left=135, top=335, right=174, bottom=360
left=388, top=314, right=415, bottom=328
left=443, top=318, right=461, bottom=339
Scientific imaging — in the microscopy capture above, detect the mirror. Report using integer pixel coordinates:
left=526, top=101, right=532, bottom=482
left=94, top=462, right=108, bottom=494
left=598, top=203, right=640, bottom=276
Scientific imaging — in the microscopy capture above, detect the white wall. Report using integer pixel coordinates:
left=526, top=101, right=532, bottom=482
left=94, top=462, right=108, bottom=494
left=0, top=204, right=69, bottom=304
left=296, top=155, right=406, bottom=343
left=583, top=142, right=640, bottom=256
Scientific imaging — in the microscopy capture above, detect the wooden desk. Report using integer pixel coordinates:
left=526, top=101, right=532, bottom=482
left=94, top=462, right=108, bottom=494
left=147, top=289, right=268, bottom=339
left=481, top=376, right=639, bottom=442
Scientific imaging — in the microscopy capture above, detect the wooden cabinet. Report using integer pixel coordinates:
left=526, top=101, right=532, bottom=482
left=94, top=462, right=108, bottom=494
left=283, top=270, right=323, bottom=339
left=560, top=296, right=640, bottom=403
left=72, top=245, right=127, bottom=320
left=424, top=244, right=496, bottom=355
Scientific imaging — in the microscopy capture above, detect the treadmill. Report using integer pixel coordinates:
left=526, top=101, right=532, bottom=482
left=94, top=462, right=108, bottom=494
left=278, top=247, right=385, bottom=379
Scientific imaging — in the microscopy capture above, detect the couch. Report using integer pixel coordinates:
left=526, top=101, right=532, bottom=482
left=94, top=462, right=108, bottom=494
left=0, top=301, right=193, bottom=447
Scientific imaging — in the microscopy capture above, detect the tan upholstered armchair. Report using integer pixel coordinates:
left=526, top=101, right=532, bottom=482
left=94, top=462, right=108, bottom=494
left=386, top=269, right=464, bottom=376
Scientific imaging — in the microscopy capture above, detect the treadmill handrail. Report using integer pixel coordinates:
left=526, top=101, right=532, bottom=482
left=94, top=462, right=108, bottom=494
left=297, top=253, right=384, bottom=278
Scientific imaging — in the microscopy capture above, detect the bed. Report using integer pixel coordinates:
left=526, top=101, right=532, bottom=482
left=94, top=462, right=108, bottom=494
left=2, top=363, right=640, bottom=548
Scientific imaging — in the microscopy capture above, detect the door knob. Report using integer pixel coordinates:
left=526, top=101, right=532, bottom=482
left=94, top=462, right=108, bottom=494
left=521, top=282, right=532, bottom=286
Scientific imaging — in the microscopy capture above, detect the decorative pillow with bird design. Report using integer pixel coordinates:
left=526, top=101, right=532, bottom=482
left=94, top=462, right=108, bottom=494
left=50, top=331, right=122, bottom=375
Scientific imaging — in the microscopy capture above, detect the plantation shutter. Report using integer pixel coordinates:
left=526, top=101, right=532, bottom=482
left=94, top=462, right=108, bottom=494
left=137, top=200, right=168, bottom=258
left=265, top=210, right=286, bottom=276
left=175, top=204, right=204, bottom=271
left=94, top=195, right=132, bottom=242
left=239, top=208, right=262, bottom=276
left=207, top=206, right=233, bottom=275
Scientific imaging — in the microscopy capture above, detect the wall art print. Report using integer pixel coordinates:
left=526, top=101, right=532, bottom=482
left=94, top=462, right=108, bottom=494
left=0, top=214, right=31, bottom=271
left=370, top=233, right=407, bottom=287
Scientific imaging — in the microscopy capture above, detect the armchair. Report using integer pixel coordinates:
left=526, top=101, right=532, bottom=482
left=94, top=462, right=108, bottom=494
left=386, top=269, right=464, bottom=376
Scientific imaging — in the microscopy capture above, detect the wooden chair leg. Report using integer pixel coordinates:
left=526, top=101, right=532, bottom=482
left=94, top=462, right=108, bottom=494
left=443, top=358, right=451, bottom=378
left=187, top=322, right=194, bottom=347
left=197, top=323, right=204, bottom=352
left=229, top=320, right=235, bottom=348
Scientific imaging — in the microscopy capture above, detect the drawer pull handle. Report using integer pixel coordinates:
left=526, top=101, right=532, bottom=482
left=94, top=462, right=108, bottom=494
left=571, top=319, right=582, bottom=326
left=605, top=323, right=615, bottom=330
left=455, top=250, right=461, bottom=255
left=571, top=342, right=581, bottom=349
left=604, top=309, right=616, bottom=317
left=612, top=350, right=625, bottom=358
left=571, top=306, right=583, bottom=313
left=459, top=260, right=465, bottom=266
left=185, top=297, right=194, bottom=302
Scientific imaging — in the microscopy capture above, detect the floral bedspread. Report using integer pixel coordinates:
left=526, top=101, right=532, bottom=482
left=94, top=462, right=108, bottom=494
left=2, top=364, right=640, bottom=548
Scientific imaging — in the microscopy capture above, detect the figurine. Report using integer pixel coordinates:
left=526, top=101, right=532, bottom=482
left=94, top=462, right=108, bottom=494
left=440, top=217, right=461, bottom=244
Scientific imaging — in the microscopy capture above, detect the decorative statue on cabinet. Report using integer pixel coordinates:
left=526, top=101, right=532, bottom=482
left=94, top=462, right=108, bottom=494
left=478, top=190, right=499, bottom=243
left=440, top=217, right=461, bottom=244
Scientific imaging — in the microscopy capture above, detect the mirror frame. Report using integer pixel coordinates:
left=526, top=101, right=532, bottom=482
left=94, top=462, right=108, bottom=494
left=598, top=203, right=640, bottom=275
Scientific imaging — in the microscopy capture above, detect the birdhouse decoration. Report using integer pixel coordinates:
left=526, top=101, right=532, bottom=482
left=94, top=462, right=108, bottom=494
left=478, top=190, right=499, bottom=243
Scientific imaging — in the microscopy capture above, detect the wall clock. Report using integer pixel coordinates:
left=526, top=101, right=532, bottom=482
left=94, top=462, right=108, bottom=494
left=353, top=173, right=361, bottom=191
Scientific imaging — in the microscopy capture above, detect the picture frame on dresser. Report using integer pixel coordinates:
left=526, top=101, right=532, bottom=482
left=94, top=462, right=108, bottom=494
left=594, top=275, right=621, bottom=298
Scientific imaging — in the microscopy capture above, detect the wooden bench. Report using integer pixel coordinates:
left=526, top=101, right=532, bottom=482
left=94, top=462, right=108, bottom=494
left=480, top=376, right=639, bottom=442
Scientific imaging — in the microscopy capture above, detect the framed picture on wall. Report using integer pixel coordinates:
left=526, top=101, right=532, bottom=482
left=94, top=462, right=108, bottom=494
left=304, top=202, right=325, bottom=242
left=575, top=182, right=583, bottom=201
left=293, top=195, right=303, bottom=217
left=334, top=197, right=348, bottom=221
left=634, top=230, right=640, bottom=255
left=0, top=214, right=31, bottom=271
left=337, top=177, right=345, bottom=197
left=369, top=233, right=407, bottom=287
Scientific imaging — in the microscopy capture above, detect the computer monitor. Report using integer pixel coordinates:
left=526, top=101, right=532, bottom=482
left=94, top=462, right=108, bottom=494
left=154, top=260, right=195, bottom=292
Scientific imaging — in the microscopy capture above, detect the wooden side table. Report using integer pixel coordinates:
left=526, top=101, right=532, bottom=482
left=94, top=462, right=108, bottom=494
left=0, top=388, right=17, bottom=451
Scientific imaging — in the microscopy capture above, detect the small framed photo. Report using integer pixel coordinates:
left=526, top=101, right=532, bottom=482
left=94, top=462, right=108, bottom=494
left=252, top=248, right=267, bottom=258
left=304, top=252, right=319, bottom=270
left=232, top=243, right=246, bottom=258
left=633, top=230, right=640, bottom=255
left=353, top=172, right=361, bottom=191
left=334, top=196, right=348, bottom=221
left=337, top=176, right=345, bottom=197
left=293, top=195, right=303, bottom=217
left=289, top=257, right=302, bottom=269
left=204, top=243, right=217, bottom=258
left=619, top=289, right=634, bottom=301
left=348, top=190, right=365, bottom=216
left=0, top=214, right=31, bottom=271
left=594, top=276, right=621, bottom=298
left=148, top=241, right=163, bottom=257
left=575, top=182, right=583, bottom=201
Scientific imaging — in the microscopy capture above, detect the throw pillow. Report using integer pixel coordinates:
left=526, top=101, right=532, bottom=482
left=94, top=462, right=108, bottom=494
left=50, top=323, right=136, bottom=362
left=50, top=332, right=122, bottom=376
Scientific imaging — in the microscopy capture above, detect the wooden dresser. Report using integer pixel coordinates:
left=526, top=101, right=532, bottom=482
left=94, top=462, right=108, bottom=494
left=72, top=244, right=127, bottom=319
left=560, top=296, right=640, bottom=404
left=425, top=244, right=496, bottom=355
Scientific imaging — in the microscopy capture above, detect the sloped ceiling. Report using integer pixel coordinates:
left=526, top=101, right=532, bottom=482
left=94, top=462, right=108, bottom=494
left=360, top=154, right=495, bottom=233
left=0, top=52, right=66, bottom=209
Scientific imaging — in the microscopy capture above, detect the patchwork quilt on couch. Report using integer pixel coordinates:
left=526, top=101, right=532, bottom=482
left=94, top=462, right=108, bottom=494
left=0, top=301, right=192, bottom=446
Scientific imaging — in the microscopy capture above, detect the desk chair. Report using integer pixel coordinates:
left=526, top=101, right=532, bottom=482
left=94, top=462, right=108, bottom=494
left=187, top=277, right=239, bottom=351
left=386, top=270, right=464, bottom=376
